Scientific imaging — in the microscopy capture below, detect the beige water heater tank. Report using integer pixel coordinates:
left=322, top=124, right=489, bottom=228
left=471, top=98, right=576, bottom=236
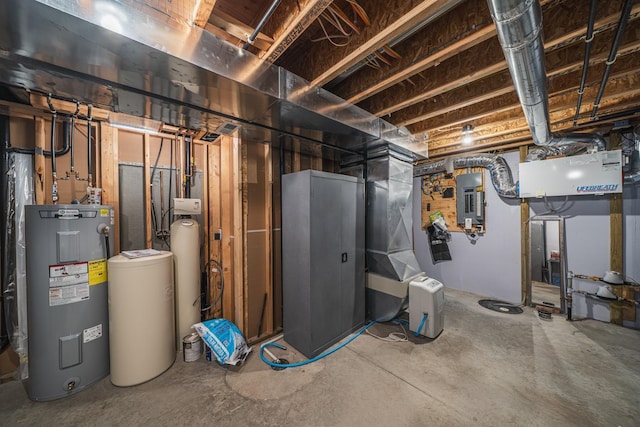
left=107, top=251, right=175, bottom=386
left=170, top=219, right=201, bottom=351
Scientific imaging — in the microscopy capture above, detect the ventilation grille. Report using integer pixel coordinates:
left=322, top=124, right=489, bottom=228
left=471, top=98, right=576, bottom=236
left=216, top=121, right=239, bottom=135
left=200, top=132, right=220, bottom=142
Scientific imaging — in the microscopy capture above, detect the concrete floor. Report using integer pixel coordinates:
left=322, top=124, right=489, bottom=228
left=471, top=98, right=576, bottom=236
left=1, top=288, right=639, bottom=426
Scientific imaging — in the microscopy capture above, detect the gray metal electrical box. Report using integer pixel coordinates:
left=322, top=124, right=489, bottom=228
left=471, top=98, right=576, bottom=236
left=25, top=205, right=113, bottom=401
left=456, top=172, right=484, bottom=226
left=282, top=170, right=365, bottom=358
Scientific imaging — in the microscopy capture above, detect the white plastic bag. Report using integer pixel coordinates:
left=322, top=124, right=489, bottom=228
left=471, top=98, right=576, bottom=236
left=192, top=319, right=251, bottom=366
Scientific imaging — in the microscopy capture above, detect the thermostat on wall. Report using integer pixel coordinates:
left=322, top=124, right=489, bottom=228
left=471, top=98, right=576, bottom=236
left=173, top=198, right=201, bottom=215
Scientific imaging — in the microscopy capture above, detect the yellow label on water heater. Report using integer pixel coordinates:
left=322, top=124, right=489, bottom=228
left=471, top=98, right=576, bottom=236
left=88, top=259, right=107, bottom=285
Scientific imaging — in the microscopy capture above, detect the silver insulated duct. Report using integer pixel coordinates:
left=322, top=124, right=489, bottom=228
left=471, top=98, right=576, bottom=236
left=452, top=154, right=518, bottom=198
left=366, top=147, right=422, bottom=281
left=487, top=0, right=605, bottom=150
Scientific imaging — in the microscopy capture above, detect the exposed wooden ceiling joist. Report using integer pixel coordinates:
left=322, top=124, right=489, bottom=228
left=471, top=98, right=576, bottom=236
left=192, top=0, right=217, bottom=27
left=332, top=0, right=494, bottom=104
left=402, top=47, right=640, bottom=132
left=206, top=10, right=275, bottom=51
left=362, top=4, right=640, bottom=120
left=279, top=0, right=460, bottom=86
left=260, top=0, right=333, bottom=63
left=426, top=73, right=640, bottom=154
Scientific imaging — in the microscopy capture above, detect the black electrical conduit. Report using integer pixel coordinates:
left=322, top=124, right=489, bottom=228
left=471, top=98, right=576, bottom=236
left=243, top=0, right=281, bottom=50
left=6, top=118, right=72, bottom=157
left=590, top=0, right=634, bottom=120
left=573, top=0, right=598, bottom=127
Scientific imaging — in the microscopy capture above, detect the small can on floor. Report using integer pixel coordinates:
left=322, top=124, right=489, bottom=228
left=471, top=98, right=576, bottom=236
left=182, top=332, right=203, bottom=362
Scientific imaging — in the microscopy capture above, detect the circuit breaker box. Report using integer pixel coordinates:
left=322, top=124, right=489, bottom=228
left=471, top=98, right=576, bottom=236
left=456, top=172, right=484, bottom=227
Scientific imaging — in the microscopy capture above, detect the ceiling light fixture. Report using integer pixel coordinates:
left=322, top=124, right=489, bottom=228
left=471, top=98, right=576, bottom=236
left=462, top=124, right=474, bottom=145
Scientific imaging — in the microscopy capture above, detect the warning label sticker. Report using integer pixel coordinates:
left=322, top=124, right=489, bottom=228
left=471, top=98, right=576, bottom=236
left=100, top=208, right=109, bottom=217
left=49, top=262, right=90, bottom=306
left=88, top=259, right=107, bottom=285
left=49, top=262, right=88, bottom=278
left=83, top=324, right=103, bottom=343
left=49, top=283, right=90, bottom=306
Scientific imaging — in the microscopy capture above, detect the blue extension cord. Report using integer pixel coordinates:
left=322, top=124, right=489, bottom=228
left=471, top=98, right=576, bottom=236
left=393, top=312, right=428, bottom=337
left=259, top=321, right=377, bottom=369
left=260, top=312, right=429, bottom=369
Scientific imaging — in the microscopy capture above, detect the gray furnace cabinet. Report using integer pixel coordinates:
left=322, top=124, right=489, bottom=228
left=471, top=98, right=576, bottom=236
left=282, top=170, right=365, bottom=358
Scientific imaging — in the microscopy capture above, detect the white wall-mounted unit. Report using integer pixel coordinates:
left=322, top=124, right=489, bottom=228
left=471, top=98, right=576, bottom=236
left=173, top=198, right=201, bottom=215
left=519, top=150, right=623, bottom=198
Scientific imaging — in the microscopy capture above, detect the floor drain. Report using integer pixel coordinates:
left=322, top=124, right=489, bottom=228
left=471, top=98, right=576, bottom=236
left=478, top=299, right=523, bottom=314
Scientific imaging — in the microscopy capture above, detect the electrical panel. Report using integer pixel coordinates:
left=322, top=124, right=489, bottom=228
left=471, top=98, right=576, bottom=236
left=456, top=172, right=484, bottom=227
left=519, top=150, right=623, bottom=198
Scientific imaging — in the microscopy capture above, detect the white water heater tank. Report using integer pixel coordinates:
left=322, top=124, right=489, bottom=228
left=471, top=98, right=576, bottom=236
left=409, top=276, right=444, bottom=338
left=170, top=219, right=201, bottom=351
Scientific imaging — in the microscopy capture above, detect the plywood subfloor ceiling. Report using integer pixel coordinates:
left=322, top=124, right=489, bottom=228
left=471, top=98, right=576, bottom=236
left=183, top=0, right=640, bottom=159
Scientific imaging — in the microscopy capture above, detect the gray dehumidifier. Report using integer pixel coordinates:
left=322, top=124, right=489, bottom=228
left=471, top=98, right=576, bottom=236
left=409, top=276, right=444, bottom=338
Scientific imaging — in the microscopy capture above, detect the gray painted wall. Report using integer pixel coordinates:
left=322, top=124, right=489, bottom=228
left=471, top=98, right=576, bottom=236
left=413, top=151, right=522, bottom=303
left=413, top=150, right=640, bottom=326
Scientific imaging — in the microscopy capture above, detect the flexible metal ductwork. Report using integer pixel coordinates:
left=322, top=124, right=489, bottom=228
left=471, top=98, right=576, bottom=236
left=414, top=154, right=518, bottom=198
left=452, top=154, right=518, bottom=198
left=486, top=0, right=605, bottom=151
left=624, top=126, right=640, bottom=184
left=413, top=159, right=447, bottom=177
left=525, top=141, right=599, bottom=161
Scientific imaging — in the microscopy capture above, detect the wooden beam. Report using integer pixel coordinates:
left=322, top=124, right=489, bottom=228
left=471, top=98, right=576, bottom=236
left=207, top=10, right=274, bottom=51
left=347, top=25, right=495, bottom=105
left=416, top=71, right=640, bottom=149
left=99, top=123, right=120, bottom=253
left=283, top=0, right=457, bottom=86
left=293, top=139, right=301, bottom=172
left=34, top=117, right=46, bottom=205
left=241, top=141, right=249, bottom=335
left=311, top=144, right=323, bottom=171
left=607, top=133, right=624, bottom=325
left=143, top=133, right=152, bottom=249
left=520, top=146, right=530, bottom=307
left=401, top=51, right=640, bottom=130
left=344, top=1, right=640, bottom=106
left=262, top=0, right=332, bottom=63
left=30, top=94, right=109, bottom=121
left=363, top=15, right=640, bottom=119
left=192, top=0, right=217, bottom=28
left=220, top=135, right=235, bottom=321
left=263, top=143, right=273, bottom=335
left=232, top=133, right=244, bottom=332
left=207, top=141, right=222, bottom=317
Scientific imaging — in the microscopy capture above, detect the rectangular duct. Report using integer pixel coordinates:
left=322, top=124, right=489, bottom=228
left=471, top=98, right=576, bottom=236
left=366, top=147, right=422, bottom=282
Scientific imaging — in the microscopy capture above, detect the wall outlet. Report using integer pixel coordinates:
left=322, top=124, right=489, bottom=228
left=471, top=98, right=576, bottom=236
left=173, top=198, right=201, bottom=215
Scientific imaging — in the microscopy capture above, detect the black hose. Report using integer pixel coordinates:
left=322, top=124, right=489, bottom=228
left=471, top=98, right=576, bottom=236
left=70, top=115, right=75, bottom=172
left=7, top=118, right=71, bottom=157
left=104, top=234, right=111, bottom=259
left=87, top=105, right=93, bottom=187
left=184, top=135, right=191, bottom=198
left=590, top=0, right=634, bottom=119
left=50, top=113, right=57, bottom=175
left=573, top=0, right=598, bottom=126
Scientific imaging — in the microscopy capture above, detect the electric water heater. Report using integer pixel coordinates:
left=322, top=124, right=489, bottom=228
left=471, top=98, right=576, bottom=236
left=25, top=205, right=113, bottom=401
